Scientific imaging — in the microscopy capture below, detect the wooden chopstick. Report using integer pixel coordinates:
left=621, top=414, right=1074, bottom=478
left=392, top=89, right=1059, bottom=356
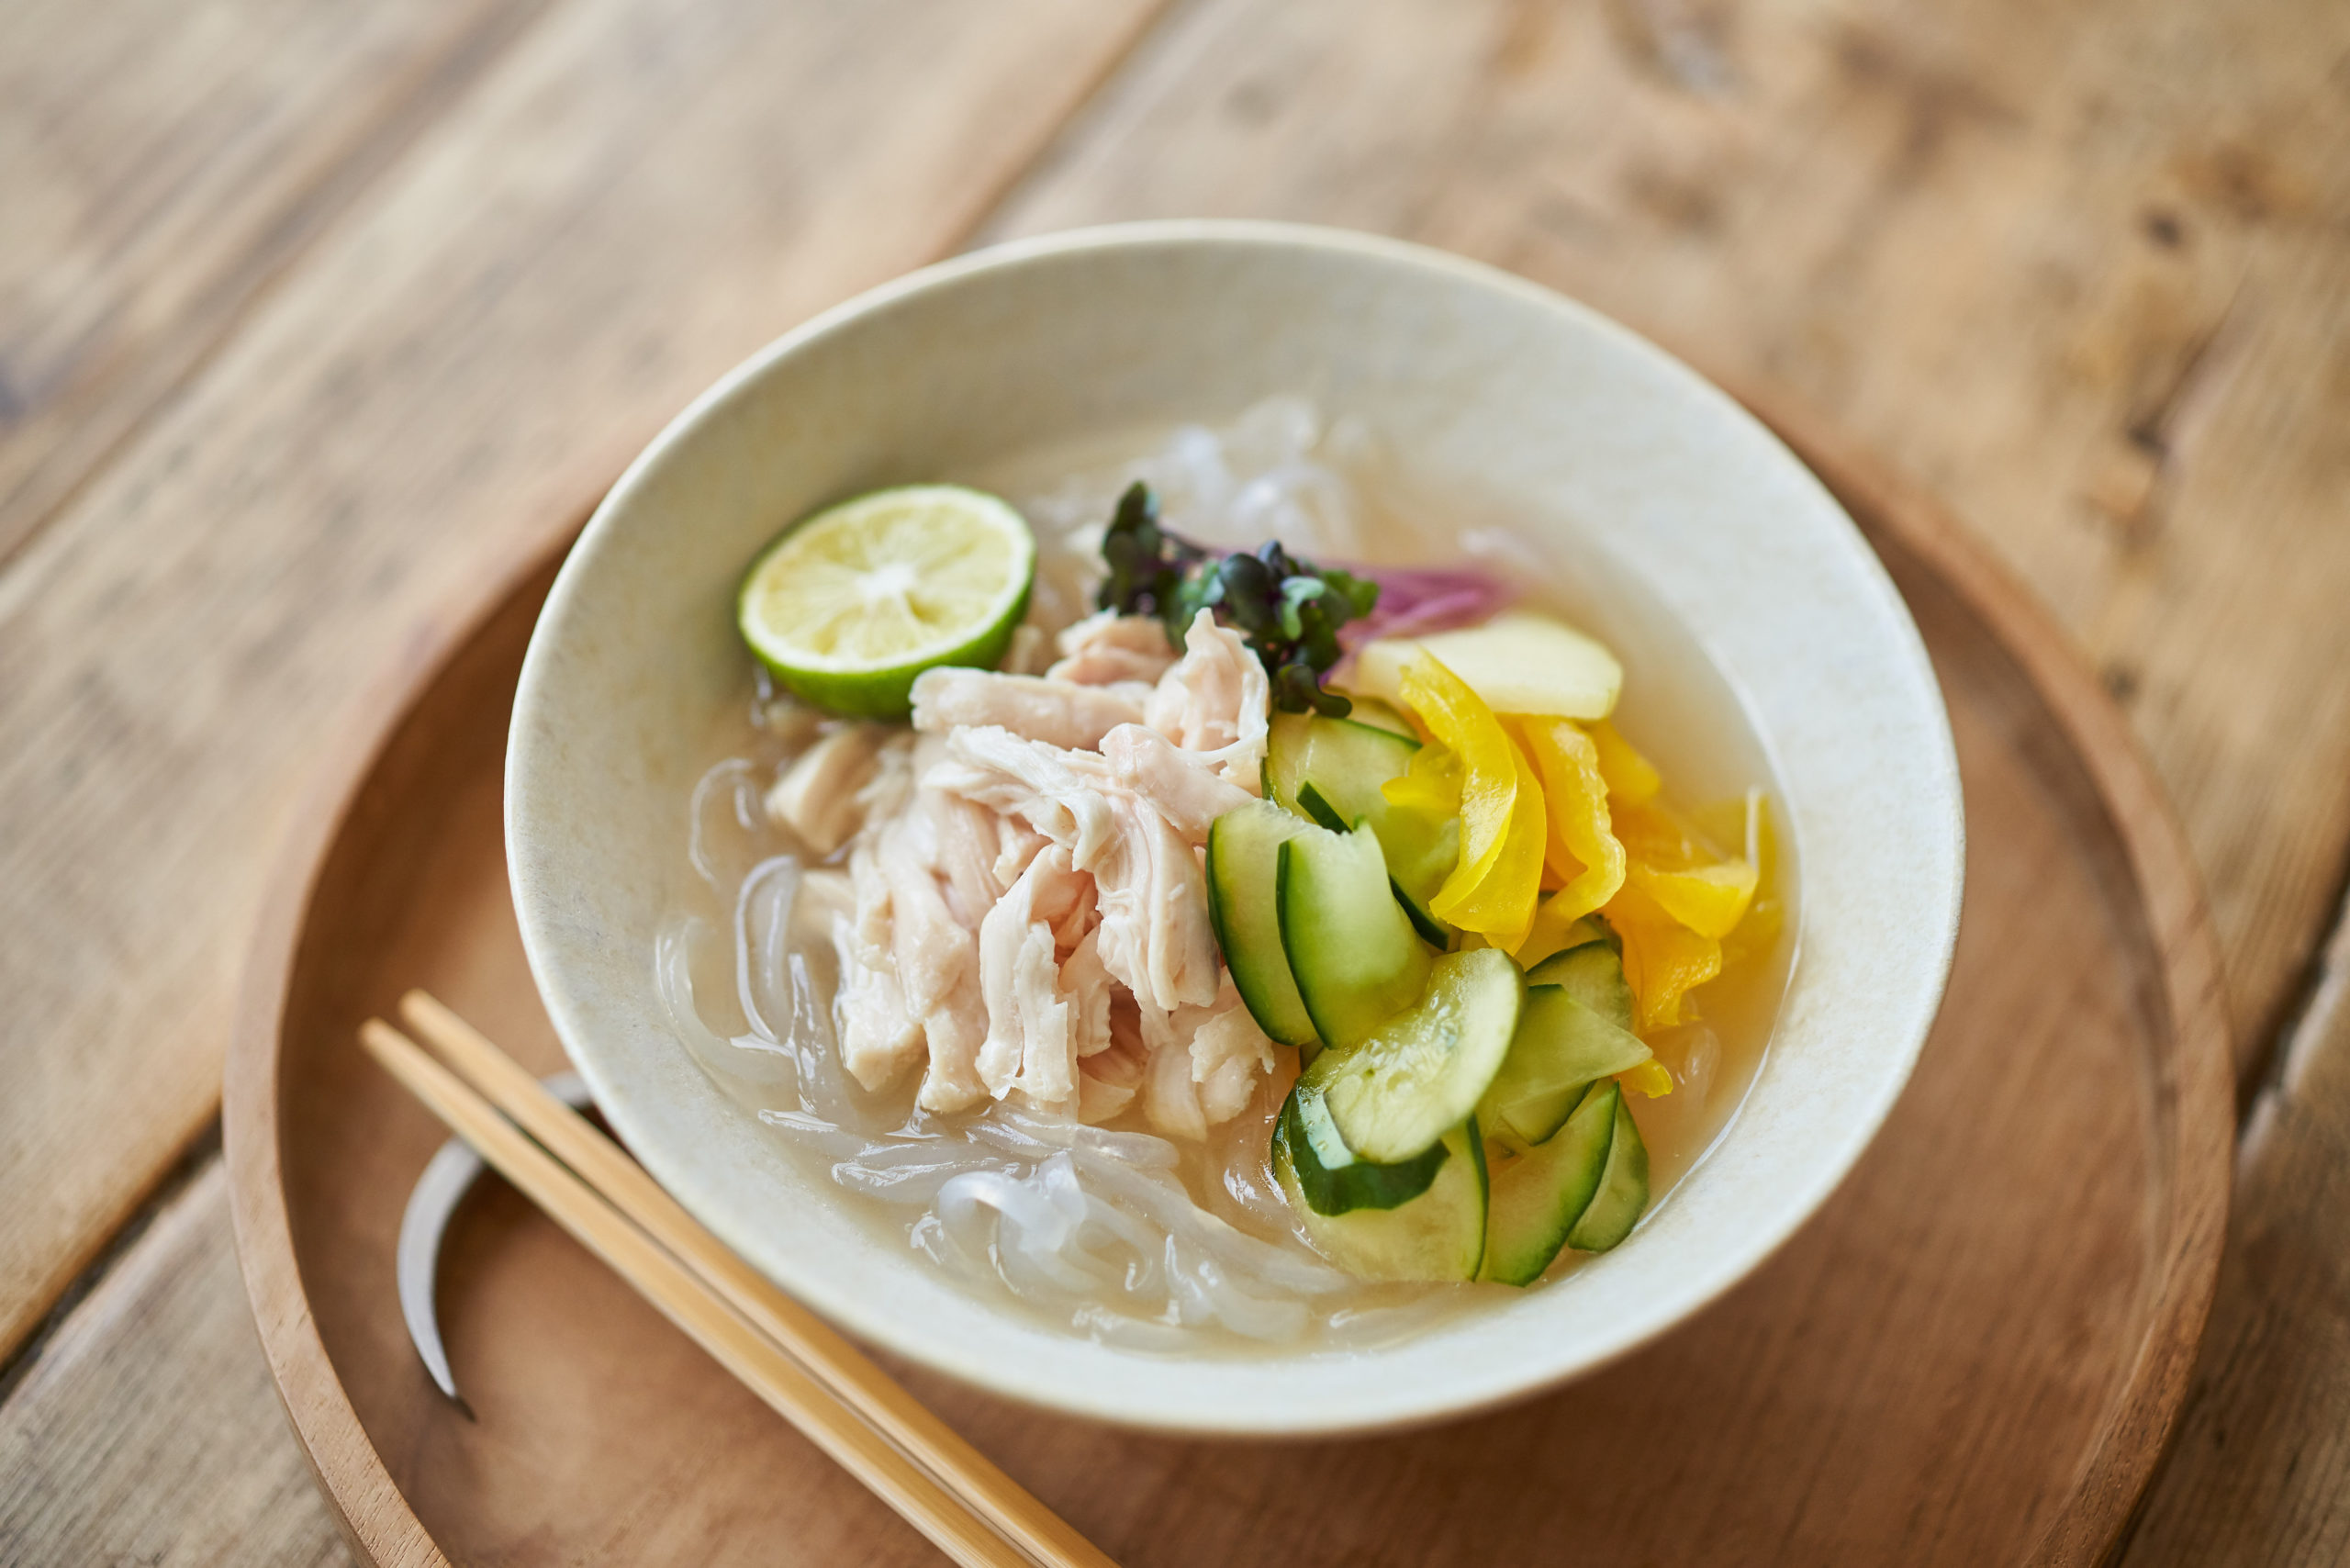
left=386, top=991, right=1117, bottom=1568
left=389, top=991, right=1113, bottom=1568
left=358, top=1018, right=1039, bottom=1568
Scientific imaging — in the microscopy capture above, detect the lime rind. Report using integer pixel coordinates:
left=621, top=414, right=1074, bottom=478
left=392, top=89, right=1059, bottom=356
left=737, top=484, right=1036, bottom=718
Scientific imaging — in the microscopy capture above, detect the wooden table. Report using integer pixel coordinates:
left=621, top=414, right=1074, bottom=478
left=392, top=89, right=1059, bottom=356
left=1, top=0, right=2344, bottom=1560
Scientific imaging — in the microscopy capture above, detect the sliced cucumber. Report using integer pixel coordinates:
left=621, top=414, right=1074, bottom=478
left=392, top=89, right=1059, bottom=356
left=1526, top=940, right=1636, bottom=1033
left=1529, top=915, right=1607, bottom=964
left=1343, top=697, right=1418, bottom=739
left=1480, top=1080, right=1617, bottom=1284
left=1279, top=1082, right=1448, bottom=1215
left=1264, top=711, right=1418, bottom=808
left=1375, top=814, right=1457, bottom=949
left=1478, top=984, right=1654, bottom=1148
left=1276, top=1116, right=1488, bottom=1282
left=1565, top=1091, right=1650, bottom=1253
left=1206, top=801, right=1318, bottom=1048
left=1292, top=778, right=1350, bottom=834
left=1277, top=823, right=1435, bottom=1054
left=1264, top=711, right=1457, bottom=944
left=1306, top=946, right=1521, bottom=1163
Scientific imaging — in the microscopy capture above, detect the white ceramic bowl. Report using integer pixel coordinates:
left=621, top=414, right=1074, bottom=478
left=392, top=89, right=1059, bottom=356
left=507, top=222, right=1963, bottom=1436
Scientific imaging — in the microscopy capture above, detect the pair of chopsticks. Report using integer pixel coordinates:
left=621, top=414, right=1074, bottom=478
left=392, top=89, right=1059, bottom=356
left=361, top=991, right=1115, bottom=1568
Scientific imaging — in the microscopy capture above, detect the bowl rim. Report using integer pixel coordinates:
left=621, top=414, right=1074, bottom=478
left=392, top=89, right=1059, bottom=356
left=507, top=218, right=1964, bottom=1435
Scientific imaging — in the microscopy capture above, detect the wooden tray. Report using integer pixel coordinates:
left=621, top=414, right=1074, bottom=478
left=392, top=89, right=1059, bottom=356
left=225, top=398, right=2232, bottom=1568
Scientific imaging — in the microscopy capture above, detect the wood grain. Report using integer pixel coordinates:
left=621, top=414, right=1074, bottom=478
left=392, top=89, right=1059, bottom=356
left=221, top=415, right=2228, bottom=1565
left=0, top=1159, right=352, bottom=1568
left=2121, top=900, right=2350, bottom=1566
left=983, top=0, right=2350, bottom=1074
left=0, top=0, right=554, bottom=569
left=0, top=0, right=1167, bottom=1364
left=2, top=0, right=2344, bottom=1555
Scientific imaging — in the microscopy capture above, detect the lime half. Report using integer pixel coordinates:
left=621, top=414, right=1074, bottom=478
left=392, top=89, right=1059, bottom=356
left=737, top=484, right=1036, bottom=718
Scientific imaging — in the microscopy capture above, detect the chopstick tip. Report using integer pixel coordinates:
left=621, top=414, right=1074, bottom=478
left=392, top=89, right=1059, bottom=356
left=358, top=1016, right=408, bottom=1058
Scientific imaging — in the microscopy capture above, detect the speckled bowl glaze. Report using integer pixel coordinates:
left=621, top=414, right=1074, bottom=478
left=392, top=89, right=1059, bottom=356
left=507, top=223, right=1964, bottom=1436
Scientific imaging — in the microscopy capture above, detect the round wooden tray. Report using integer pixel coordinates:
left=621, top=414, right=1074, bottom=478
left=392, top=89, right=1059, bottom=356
left=225, top=397, right=2232, bottom=1568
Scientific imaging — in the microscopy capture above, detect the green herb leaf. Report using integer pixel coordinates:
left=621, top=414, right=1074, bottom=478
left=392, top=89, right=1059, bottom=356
left=1092, top=484, right=1379, bottom=713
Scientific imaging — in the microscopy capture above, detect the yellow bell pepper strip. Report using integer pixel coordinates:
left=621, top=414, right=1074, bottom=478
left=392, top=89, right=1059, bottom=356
left=1618, top=1058, right=1675, bottom=1098
left=1381, top=733, right=1462, bottom=820
left=1628, top=859, right=1758, bottom=940
left=1610, top=799, right=1699, bottom=869
left=1588, top=718, right=1661, bottom=805
left=1510, top=716, right=1626, bottom=930
left=1615, top=787, right=1763, bottom=939
left=1603, top=879, right=1723, bottom=1032
left=1514, top=896, right=1597, bottom=969
left=1392, top=654, right=1545, bottom=946
left=1487, top=745, right=1548, bottom=952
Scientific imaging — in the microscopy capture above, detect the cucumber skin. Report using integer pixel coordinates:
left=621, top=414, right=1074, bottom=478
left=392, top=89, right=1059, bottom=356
left=1276, top=826, right=1434, bottom=1055
left=1481, top=1081, right=1619, bottom=1285
left=1292, top=778, right=1351, bottom=834
left=1205, top=803, right=1319, bottom=1048
left=1276, top=1116, right=1490, bottom=1283
left=1565, top=1093, right=1651, bottom=1253
left=1296, top=780, right=1452, bottom=948
left=1343, top=698, right=1419, bottom=739
left=1279, top=1084, right=1449, bottom=1215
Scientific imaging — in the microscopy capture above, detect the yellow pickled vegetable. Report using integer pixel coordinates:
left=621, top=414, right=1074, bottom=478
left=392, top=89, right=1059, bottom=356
left=1618, top=1058, right=1675, bottom=1098
left=1615, top=788, right=1762, bottom=938
left=1514, top=897, right=1597, bottom=969
left=1392, top=654, right=1544, bottom=946
left=1511, top=717, right=1626, bottom=935
left=1604, top=880, right=1722, bottom=1031
left=1588, top=719, right=1661, bottom=805
left=1382, top=734, right=1462, bottom=819
left=1485, top=745, right=1547, bottom=952
left=1628, top=860, right=1758, bottom=940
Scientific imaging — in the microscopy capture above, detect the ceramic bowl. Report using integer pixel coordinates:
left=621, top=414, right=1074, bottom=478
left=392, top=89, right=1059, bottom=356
left=506, top=222, right=1963, bottom=1436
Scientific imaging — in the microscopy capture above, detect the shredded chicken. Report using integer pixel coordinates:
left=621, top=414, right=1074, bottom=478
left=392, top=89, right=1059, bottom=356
left=922, top=788, right=1010, bottom=928
left=928, top=726, right=1220, bottom=1013
left=834, top=840, right=922, bottom=1091
left=975, top=849, right=1068, bottom=1103
left=867, top=806, right=989, bottom=1112
left=765, top=723, right=891, bottom=855
left=1188, top=977, right=1279, bottom=1124
left=790, top=613, right=1280, bottom=1133
left=1100, top=723, right=1257, bottom=843
left=855, top=731, right=919, bottom=825
left=926, top=725, right=1117, bottom=865
left=992, top=812, right=1048, bottom=890
left=1089, top=792, right=1222, bottom=1014
left=1048, top=610, right=1179, bottom=686
left=911, top=666, right=1154, bottom=751
left=1135, top=978, right=1276, bottom=1139
left=1145, top=609, right=1271, bottom=789
left=1061, top=928, right=1113, bottom=1057
left=1077, top=1027, right=1147, bottom=1125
